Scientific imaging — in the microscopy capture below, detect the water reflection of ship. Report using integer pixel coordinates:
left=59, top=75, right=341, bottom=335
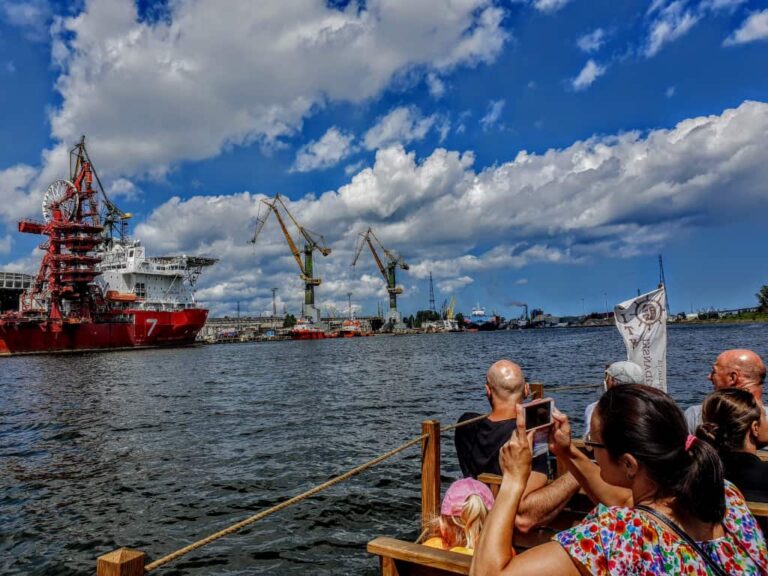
left=465, top=304, right=500, bottom=331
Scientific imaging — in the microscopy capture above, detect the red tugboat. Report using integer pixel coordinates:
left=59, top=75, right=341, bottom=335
left=0, top=138, right=216, bottom=356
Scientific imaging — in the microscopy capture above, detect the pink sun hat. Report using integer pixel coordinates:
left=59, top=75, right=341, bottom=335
left=441, top=478, right=495, bottom=516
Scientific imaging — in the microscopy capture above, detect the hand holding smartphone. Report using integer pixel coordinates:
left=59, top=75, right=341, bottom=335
left=522, top=397, right=554, bottom=432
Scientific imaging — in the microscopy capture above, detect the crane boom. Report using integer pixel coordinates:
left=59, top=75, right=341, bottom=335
left=249, top=193, right=331, bottom=321
left=350, top=226, right=408, bottom=325
left=271, top=202, right=306, bottom=276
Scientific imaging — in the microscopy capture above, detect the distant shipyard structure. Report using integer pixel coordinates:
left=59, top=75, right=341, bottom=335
left=351, top=227, right=409, bottom=329
left=250, top=193, right=331, bottom=323
left=0, top=272, right=32, bottom=313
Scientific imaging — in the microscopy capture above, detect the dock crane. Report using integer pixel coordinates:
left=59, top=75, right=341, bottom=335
left=351, top=227, right=409, bottom=324
left=250, top=193, right=331, bottom=322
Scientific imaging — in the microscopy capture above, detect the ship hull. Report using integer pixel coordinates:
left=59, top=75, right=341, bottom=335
left=290, top=330, right=327, bottom=340
left=0, top=308, right=208, bottom=356
left=466, top=321, right=499, bottom=332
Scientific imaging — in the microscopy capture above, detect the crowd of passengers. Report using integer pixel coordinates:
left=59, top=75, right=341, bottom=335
left=423, top=348, right=768, bottom=575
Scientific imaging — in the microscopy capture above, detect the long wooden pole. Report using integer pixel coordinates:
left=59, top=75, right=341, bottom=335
left=421, top=420, right=441, bottom=533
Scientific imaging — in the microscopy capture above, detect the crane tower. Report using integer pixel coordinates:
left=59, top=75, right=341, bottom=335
left=352, top=227, right=409, bottom=324
left=250, top=194, right=331, bottom=323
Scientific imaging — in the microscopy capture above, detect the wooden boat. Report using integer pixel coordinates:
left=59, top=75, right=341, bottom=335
left=367, top=384, right=768, bottom=576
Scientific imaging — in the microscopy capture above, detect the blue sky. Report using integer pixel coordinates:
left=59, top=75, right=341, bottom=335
left=1, top=0, right=767, bottom=319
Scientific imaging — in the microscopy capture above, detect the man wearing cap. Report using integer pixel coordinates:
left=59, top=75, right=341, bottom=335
left=685, top=348, right=767, bottom=433
left=454, top=360, right=580, bottom=533
left=583, top=361, right=644, bottom=438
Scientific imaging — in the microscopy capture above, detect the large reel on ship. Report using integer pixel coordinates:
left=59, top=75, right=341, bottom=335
left=42, top=180, right=79, bottom=222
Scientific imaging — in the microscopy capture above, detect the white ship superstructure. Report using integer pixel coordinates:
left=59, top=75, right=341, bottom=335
left=96, top=239, right=216, bottom=311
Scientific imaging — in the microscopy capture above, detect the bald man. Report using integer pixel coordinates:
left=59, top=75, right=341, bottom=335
left=685, top=349, right=767, bottom=433
left=454, top=360, right=580, bottom=533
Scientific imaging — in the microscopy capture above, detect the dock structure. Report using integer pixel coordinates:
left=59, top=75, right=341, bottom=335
left=198, top=315, right=382, bottom=343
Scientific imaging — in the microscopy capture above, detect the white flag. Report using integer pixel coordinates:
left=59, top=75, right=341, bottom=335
left=614, top=286, right=668, bottom=391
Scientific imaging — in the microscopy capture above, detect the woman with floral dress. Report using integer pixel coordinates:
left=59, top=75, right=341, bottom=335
left=470, top=384, right=768, bottom=575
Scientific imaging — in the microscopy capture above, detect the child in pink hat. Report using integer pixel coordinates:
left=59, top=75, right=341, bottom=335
left=423, top=478, right=495, bottom=555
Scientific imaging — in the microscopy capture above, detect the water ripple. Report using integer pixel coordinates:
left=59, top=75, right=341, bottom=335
left=0, top=325, right=766, bottom=574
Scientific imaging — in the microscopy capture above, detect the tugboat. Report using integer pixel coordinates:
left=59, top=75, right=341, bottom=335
left=289, top=318, right=330, bottom=340
left=0, top=138, right=216, bottom=355
left=340, top=317, right=374, bottom=337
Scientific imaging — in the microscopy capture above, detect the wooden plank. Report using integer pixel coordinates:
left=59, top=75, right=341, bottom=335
left=367, top=537, right=472, bottom=575
left=421, top=420, right=441, bottom=533
left=477, top=473, right=501, bottom=498
left=96, top=548, right=145, bottom=576
left=748, top=500, right=768, bottom=518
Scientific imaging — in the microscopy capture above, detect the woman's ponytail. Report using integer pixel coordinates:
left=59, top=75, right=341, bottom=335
left=675, top=436, right=725, bottom=523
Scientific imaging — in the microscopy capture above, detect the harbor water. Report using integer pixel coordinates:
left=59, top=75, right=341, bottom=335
left=2, top=323, right=767, bottom=575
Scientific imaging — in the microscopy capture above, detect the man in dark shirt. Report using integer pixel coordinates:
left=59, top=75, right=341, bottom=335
left=454, top=359, right=580, bottom=533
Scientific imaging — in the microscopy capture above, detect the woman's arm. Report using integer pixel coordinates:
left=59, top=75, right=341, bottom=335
left=550, top=410, right=632, bottom=507
left=470, top=407, right=531, bottom=576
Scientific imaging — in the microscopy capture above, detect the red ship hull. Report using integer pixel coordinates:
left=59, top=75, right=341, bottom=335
left=0, top=308, right=208, bottom=356
left=290, top=329, right=328, bottom=340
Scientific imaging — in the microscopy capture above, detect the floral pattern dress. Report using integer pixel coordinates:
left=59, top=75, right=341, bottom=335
left=554, top=481, right=768, bottom=575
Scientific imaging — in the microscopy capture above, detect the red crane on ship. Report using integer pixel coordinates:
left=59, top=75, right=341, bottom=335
left=16, top=137, right=110, bottom=329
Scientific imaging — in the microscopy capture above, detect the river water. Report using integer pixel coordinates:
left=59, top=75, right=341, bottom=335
left=1, top=323, right=767, bottom=575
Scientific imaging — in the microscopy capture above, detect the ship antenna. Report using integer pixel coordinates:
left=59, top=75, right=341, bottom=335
left=658, top=254, right=671, bottom=313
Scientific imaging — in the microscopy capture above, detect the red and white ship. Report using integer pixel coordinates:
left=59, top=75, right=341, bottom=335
left=290, top=318, right=332, bottom=340
left=340, top=318, right=373, bottom=337
left=0, top=138, right=216, bottom=356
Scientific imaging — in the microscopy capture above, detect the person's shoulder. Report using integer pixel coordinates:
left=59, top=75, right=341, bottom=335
left=684, top=403, right=701, bottom=416
left=563, top=503, right=640, bottom=535
left=457, top=412, right=483, bottom=424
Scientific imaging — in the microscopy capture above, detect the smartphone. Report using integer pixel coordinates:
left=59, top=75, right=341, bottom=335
left=523, top=398, right=554, bottom=432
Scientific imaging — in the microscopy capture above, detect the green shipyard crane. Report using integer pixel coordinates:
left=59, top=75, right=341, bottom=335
left=352, top=227, right=409, bottom=324
left=251, top=194, right=331, bottom=322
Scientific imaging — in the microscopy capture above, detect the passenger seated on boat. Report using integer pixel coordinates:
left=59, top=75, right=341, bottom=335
left=583, top=360, right=643, bottom=438
left=697, top=388, right=768, bottom=502
left=423, top=478, right=496, bottom=556
left=454, top=360, right=580, bottom=533
left=685, top=349, right=766, bottom=433
left=470, top=385, right=768, bottom=576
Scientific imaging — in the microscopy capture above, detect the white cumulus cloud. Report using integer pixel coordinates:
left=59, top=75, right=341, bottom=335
left=577, top=28, right=606, bottom=53
left=292, top=127, right=356, bottom=172
left=571, top=60, right=606, bottom=91
left=13, top=100, right=767, bottom=316
left=363, top=106, right=439, bottom=150
left=645, top=1, right=700, bottom=57
left=45, top=0, right=507, bottom=179
left=532, top=0, right=571, bottom=13
left=480, top=99, right=506, bottom=131
left=724, top=9, right=768, bottom=46
left=2, top=0, right=52, bottom=41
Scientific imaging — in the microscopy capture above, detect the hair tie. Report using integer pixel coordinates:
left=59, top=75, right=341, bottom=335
left=684, top=434, right=697, bottom=451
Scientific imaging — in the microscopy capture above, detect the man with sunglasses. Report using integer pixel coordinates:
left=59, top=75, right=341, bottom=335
left=685, top=348, right=766, bottom=433
left=583, top=361, right=644, bottom=439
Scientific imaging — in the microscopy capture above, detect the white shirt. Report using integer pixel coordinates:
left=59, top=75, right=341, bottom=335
left=686, top=403, right=768, bottom=435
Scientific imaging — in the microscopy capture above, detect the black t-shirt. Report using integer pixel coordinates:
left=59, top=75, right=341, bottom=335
left=722, top=451, right=768, bottom=502
left=454, top=412, right=549, bottom=478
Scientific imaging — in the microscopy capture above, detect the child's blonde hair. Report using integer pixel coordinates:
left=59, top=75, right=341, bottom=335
left=431, top=493, right=490, bottom=549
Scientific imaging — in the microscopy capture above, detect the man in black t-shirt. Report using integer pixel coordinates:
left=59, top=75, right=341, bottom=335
left=454, top=359, right=580, bottom=533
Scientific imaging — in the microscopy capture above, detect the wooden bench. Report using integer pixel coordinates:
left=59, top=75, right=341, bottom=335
left=367, top=537, right=472, bottom=576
